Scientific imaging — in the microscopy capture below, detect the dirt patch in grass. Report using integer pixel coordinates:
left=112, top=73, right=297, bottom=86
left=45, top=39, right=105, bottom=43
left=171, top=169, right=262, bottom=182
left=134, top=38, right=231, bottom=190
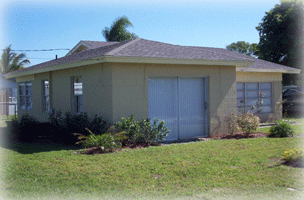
left=282, top=160, right=304, bottom=168
left=208, top=131, right=268, bottom=140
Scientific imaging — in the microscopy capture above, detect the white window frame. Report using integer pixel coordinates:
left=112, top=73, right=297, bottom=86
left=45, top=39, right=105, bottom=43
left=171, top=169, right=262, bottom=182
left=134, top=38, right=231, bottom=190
left=19, top=82, right=32, bottom=111
left=237, top=82, right=273, bottom=114
left=72, top=76, right=83, bottom=114
left=42, top=80, right=51, bottom=113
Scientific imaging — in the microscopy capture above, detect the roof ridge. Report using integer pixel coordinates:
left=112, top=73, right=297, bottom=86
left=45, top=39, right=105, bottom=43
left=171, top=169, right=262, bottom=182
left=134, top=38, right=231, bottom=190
left=104, top=38, right=142, bottom=56
left=193, top=46, right=256, bottom=61
left=137, top=38, right=255, bottom=61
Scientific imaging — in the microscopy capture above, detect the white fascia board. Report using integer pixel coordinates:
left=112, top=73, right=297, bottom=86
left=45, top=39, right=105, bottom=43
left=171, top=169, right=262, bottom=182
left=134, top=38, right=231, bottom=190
left=4, top=56, right=254, bottom=79
left=237, top=68, right=301, bottom=74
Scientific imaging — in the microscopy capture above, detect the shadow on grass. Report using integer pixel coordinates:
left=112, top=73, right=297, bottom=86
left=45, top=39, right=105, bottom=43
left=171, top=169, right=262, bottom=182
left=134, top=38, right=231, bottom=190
left=0, top=126, right=81, bottom=154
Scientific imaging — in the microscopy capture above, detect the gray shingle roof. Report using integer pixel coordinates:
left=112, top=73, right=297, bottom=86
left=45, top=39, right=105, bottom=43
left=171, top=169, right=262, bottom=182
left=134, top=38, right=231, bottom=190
left=6, top=38, right=300, bottom=76
left=80, top=40, right=119, bottom=49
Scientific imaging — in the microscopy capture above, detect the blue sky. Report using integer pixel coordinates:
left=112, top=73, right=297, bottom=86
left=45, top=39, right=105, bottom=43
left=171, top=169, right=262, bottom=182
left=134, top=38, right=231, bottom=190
left=0, top=0, right=280, bottom=66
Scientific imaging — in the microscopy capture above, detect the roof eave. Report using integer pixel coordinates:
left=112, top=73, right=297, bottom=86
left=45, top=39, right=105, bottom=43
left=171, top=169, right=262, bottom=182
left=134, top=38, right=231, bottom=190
left=103, top=56, right=254, bottom=66
left=4, top=56, right=254, bottom=79
left=236, top=68, right=301, bottom=74
left=4, top=57, right=106, bottom=79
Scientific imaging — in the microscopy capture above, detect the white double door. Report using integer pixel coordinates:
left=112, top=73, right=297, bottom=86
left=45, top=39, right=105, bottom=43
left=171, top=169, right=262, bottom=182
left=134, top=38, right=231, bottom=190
left=148, top=77, right=208, bottom=141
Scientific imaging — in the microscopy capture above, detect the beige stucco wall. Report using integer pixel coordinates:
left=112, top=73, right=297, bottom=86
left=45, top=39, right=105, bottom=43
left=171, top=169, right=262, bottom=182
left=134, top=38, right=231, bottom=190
left=16, top=63, right=114, bottom=122
left=17, top=63, right=278, bottom=137
left=236, top=71, right=283, bottom=121
left=17, top=73, right=50, bottom=121
left=111, top=63, right=237, bottom=136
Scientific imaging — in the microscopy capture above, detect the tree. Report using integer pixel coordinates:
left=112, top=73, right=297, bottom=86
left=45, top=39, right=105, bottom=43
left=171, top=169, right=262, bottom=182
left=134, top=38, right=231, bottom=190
left=0, top=45, right=30, bottom=74
left=256, top=0, right=304, bottom=85
left=102, top=16, right=137, bottom=42
left=226, top=41, right=259, bottom=57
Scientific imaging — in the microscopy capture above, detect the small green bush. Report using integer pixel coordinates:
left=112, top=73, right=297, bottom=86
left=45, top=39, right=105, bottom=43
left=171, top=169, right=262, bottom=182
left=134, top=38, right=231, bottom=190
left=74, top=127, right=126, bottom=152
left=268, top=120, right=294, bottom=138
left=139, top=118, right=169, bottom=145
left=282, top=148, right=304, bottom=164
left=115, top=115, right=170, bottom=145
left=115, top=115, right=141, bottom=144
left=237, top=113, right=260, bottom=137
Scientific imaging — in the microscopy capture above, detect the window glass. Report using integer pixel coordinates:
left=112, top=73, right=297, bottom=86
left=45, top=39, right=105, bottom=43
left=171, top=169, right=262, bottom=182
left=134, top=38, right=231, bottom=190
left=19, top=82, right=32, bottom=111
left=26, top=96, right=32, bottom=110
left=246, top=98, right=258, bottom=106
left=44, top=80, right=49, bottom=96
left=43, top=80, right=50, bottom=112
left=260, top=83, right=272, bottom=90
left=245, top=106, right=258, bottom=114
left=262, top=106, right=272, bottom=113
left=20, top=96, right=26, bottom=110
left=246, top=91, right=258, bottom=98
left=73, top=76, right=83, bottom=113
left=74, top=77, right=82, bottom=95
left=237, top=91, right=244, bottom=98
left=260, top=90, right=271, bottom=98
left=246, top=83, right=258, bottom=90
left=261, top=98, right=272, bottom=105
left=237, top=99, right=245, bottom=106
left=237, top=83, right=244, bottom=91
left=19, top=84, right=25, bottom=96
left=26, top=83, right=32, bottom=95
left=237, top=82, right=272, bottom=114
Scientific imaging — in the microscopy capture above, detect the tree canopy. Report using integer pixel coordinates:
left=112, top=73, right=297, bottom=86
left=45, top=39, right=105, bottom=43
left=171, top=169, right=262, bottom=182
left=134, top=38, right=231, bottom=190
left=226, top=41, right=259, bottom=57
left=102, top=16, right=137, bottom=42
left=256, top=1, right=304, bottom=69
left=0, top=45, right=30, bottom=74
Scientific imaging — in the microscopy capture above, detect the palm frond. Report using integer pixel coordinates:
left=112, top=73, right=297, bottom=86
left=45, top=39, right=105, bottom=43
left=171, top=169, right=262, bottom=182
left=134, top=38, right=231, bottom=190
left=0, top=45, right=30, bottom=74
left=102, top=16, right=137, bottom=42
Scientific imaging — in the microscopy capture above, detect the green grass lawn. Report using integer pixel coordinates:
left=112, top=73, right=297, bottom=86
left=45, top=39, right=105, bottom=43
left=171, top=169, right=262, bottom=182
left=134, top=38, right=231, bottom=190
left=1, top=138, right=304, bottom=199
left=0, top=117, right=303, bottom=199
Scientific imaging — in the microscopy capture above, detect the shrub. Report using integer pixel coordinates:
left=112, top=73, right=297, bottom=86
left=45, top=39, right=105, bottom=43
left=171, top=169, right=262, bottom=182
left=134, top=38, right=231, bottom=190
left=237, top=113, right=260, bottom=137
left=74, top=127, right=126, bottom=153
left=282, top=148, right=304, bottom=166
left=115, top=115, right=142, bottom=145
left=115, top=115, right=170, bottom=146
left=225, top=113, right=238, bottom=135
left=268, top=120, right=294, bottom=138
left=139, top=118, right=169, bottom=145
left=16, top=113, right=40, bottom=142
left=48, top=111, right=108, bottom=143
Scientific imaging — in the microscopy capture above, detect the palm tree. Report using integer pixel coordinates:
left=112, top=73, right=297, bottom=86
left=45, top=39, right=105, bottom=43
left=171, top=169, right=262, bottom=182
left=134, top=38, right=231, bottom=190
left=0, top=45, right=30, bottom=74
left=102, top=16, right=137, bottom=42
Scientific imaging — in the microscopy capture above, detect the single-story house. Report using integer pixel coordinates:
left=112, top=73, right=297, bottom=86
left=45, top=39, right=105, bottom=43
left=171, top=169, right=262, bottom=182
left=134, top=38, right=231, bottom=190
left=4, top=38, right=300, bottom=140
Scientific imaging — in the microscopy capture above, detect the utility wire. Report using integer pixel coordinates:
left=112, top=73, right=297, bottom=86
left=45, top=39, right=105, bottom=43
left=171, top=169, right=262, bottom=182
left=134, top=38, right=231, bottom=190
left=14, top=49, right=70, bottom=51
left=1, top=48, right=70, bottom=52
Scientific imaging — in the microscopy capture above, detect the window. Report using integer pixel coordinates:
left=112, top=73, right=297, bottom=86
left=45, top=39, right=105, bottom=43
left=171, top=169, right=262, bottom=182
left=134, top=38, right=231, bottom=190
left=237, top=82, right=272, bottom=114
left=19, top=82, right=32, bottom=111
left=72, top=76, right=83, bottom=113
left=42, top=80, right=50, bottom=113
